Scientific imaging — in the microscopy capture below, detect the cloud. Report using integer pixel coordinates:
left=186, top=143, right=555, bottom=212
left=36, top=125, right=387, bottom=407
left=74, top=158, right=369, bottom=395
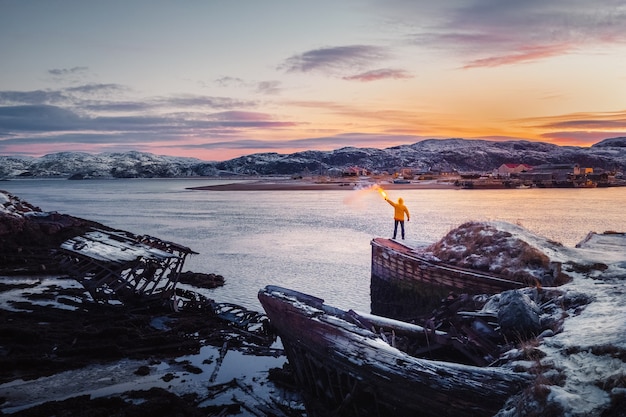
left=81, top=101, right=156, bottom=113
left=462, top=43, right=572, bottom=68
left=65, top=83, right=127, bottom=96
left=0, top=85, right=126, bottom=107
left=163, top=95, right=257, bottom=109
left=540, top=131, right=624, bottom=146
left=48, top=67, right=89, bottom=77
left=383, top=0, right=626, bottom=67
left=205, top=111, right=298, bottom=128
left=213, top=76, right=281, bottom=95
left=189, top=132, right=423, bottom=152
left=541, top=118, right=626, bottom=130
left=288, top=132, right=422, bottom=149
left=47, top=66, right=91, bottom=84
left=0, top=105, right=84, bottom=131
left=342, top=68, right=413, bottom=82
left=0, top=104, right=298, bottom=146
left=256, top=81, right=282, bottom=95
left=0, top=90, right=68, bottom=105
left=0, top=133, right=138, bottom=146
left=281, top=45, right=389, bottom=74
left=515, top=110, right=626, bottom=146
left=78, top=95, right=256, bottom=114
left=214, top=76, right=246, bottom=87
left=529, top=110, right=626, bottom=130
left=0, top=85, right=259, bottom=117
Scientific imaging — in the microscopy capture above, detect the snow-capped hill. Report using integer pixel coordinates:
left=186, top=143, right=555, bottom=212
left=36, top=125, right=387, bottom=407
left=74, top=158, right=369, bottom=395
left=409, top=138, right=484, bottom=151
left=0, top=151, right=203, bottom=178
left=593, top=136, right=626, bottom=148
left=0, top=155, right=35, bottom=177
left=1, top=137, right=626, bottom=178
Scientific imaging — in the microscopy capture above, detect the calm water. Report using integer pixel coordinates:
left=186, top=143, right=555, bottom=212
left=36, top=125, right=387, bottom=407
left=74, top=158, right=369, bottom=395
left=3, top=178, right=626, bottom=313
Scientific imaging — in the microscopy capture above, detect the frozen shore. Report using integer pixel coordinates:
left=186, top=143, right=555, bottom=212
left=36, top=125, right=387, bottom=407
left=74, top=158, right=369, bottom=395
left=1, top=189, right=625, bottom=416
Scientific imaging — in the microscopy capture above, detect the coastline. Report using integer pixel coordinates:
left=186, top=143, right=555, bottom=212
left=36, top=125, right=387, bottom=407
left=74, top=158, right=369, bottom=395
left=186, top=176, right=626, bottom=191
left=187, top=178, right=458, bottom=191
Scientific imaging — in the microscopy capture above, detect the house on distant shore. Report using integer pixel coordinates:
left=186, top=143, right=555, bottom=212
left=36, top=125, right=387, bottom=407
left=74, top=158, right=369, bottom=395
left=495, top=163, right=533, bottom=176
left=395, top=168, right=414, bottom=179
left=528, top=164, right=585, bottom=181
left=519, top=163, right=598, bottom=186
left=342, top=166, right=369, bottom=177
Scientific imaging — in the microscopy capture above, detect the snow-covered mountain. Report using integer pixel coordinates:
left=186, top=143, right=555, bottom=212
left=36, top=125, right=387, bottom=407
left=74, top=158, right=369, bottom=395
left=0, top=151, right=206, bottom=178
left=2, top=137, right=626, bottom=178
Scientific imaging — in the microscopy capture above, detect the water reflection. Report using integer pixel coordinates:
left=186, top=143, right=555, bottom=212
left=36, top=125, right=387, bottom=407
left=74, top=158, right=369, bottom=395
left=2, top=179, right=626, bottom=313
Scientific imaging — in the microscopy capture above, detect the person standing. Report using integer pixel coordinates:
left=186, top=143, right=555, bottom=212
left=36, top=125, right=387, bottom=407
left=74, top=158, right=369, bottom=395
left=385, top=197, right=410, bottom=239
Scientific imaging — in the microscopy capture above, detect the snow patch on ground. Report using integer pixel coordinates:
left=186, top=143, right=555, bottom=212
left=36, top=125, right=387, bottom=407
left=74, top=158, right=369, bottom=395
left=413, top=220, right=625, bottom=416
left=0, top=190, right=42, bottom=217
left=485, top=226, right=626, bottom=416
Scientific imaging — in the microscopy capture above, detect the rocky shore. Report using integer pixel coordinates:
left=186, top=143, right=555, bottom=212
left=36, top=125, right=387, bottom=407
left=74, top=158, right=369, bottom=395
left=0, top=190, right=302, bottom=416
left=2, top=188, right=625, bottom=417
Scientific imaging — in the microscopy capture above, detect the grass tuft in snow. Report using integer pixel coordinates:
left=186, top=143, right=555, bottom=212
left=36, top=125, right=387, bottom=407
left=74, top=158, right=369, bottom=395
left=422, top=221, right=571, bottom=285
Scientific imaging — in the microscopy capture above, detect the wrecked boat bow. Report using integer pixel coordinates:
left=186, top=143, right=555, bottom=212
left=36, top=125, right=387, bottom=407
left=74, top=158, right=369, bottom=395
left=258, top=285, right=533, bottom=417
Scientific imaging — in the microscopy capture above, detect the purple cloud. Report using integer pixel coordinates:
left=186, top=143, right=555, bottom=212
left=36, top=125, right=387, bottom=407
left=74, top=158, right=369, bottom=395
left=256, top=81, right=282, bottom=95
left=384, top=0, right=626, bottom=68
left=343, top=68, right=413, bottom=82
left=281, top=45, right=389, bottom=74
left=48, top=66, right=89, bottom=76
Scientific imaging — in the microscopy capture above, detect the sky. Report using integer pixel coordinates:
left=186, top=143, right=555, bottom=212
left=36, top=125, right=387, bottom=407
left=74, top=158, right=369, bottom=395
left=1, top=0, right=625, bottom=162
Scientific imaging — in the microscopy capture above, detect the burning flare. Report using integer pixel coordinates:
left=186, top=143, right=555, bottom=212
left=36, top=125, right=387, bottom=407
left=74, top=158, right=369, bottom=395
left=374, top=184, right=388, bottom=200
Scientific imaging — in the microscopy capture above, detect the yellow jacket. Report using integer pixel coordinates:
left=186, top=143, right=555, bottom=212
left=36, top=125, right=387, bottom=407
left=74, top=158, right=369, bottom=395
left=386, top=198, right=410, bottom=221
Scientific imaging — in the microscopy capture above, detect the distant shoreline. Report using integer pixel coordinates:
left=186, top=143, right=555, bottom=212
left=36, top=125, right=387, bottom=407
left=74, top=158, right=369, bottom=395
left=187, top=179, right=459, bottom=191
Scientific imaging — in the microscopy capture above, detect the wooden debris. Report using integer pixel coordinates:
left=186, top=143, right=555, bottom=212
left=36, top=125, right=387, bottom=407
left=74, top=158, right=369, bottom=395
left=56, top=228, right=198, bottom=305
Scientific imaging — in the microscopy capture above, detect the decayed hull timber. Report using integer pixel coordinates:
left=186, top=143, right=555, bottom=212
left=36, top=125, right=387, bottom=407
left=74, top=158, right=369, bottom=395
left=57, top=228, right=197, bottom=304
left=258, top=285, right=531, bottom=417
left=370, top=238, right=527, bottom=318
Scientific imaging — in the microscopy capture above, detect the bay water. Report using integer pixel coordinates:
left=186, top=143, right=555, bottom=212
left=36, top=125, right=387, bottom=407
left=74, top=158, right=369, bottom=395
left=3, top=178, right=626, bottom=313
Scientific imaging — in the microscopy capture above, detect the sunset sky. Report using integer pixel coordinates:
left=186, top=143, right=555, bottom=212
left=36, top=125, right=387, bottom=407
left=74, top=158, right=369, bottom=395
left=1, top=0, right=625, bottom=161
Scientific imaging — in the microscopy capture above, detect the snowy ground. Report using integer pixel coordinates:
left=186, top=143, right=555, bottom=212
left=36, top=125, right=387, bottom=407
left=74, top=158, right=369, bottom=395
left=479, top=223, right=626, bottom=416
left=1, top=188, right=624, bottom=416
left=385, top=221, right=625, bottom=416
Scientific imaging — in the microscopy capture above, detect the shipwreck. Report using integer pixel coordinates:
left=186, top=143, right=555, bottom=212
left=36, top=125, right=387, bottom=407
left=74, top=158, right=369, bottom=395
left=259, top=285, right=540, bottom=417
left=258, top=222, right=600, bottom=416
left=56, top=228, right=198, bottom=305
left=371, top=222, right=570, bottom=319
left=55, top=228, right=274, bottom=342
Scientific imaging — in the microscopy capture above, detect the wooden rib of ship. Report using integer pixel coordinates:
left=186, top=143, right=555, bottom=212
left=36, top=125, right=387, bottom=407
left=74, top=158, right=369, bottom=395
left=259, top=285, right=532, bottom=417
left=370, top=237, right=560, bottom=319
left=56, top=228, right=198, bottom=305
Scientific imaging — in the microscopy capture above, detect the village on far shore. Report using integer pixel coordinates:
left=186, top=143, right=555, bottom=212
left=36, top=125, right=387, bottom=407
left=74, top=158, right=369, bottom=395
left=330, top=162, right=626, bottom=189
left=193, top=162, right=626, bottom=191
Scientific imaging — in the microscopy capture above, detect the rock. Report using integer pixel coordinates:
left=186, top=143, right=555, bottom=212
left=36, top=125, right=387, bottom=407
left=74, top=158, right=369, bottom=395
left=1, top=190, right=111, bottom=274
left=496, top=290, right=541, bottom=338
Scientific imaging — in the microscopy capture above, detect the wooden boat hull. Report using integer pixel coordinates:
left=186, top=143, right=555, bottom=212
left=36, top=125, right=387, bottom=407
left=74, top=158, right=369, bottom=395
left=370, top=238, right=526, bottom=319
left=258, top=285, right=531, bottom=417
